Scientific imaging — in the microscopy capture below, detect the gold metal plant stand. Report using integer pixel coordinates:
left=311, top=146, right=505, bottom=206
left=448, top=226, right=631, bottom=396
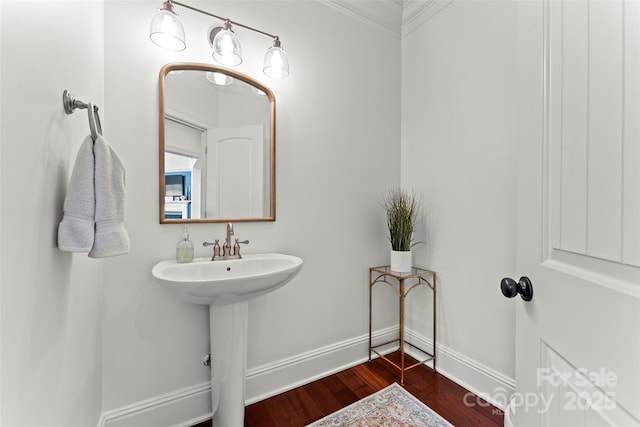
left=368, top=266, right=436, bottom=385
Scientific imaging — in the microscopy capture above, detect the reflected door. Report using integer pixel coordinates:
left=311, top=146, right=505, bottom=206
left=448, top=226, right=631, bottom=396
left=206, top=124, right=264, bottom=218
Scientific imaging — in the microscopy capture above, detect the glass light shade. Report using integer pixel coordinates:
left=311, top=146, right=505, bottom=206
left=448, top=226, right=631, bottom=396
left=149, top=9, right=186, bottom=51
left=263, top=45, right=289, bottom=78
left=205, top=72, right=233, bottom=86
left=212, top=29, right=242, bottom=66
left=251, top=86, right=267, bottom=96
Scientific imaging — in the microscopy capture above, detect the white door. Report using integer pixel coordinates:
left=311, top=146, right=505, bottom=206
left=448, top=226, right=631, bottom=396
left=206, top=124, right=264, bottom=218
left=510, top=1, right=640, bottom=425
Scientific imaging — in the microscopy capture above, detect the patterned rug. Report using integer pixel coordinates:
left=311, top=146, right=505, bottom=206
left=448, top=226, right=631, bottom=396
left=306, top=383, right=454, bottom=427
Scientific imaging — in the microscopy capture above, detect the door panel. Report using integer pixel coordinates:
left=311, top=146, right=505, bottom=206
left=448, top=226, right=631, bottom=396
left=540, top=342, right=636, bottom=426
left=206, top=124, right=264, bottom=218
left=623, top=0, right=640, bottom=266
left=548, top=0, right=639, bottom=266
left=584, top=0, right=624, bottom=262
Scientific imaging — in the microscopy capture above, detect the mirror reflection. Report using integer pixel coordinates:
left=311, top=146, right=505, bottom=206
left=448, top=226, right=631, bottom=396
left=159, top=63, right=275, bottom=223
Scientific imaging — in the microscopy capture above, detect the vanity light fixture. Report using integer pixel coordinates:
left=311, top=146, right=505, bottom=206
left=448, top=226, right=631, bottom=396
left=149, top=1, right=186, bottom=51
left=251, top=86, right=267, bottom=96
left=263, top=37, right=289, bottom=78
left=211, top=20, right=242, bottom=66
left=205, top=71, right=233, bottom=86
left=149, top=0, right=290, bottom=78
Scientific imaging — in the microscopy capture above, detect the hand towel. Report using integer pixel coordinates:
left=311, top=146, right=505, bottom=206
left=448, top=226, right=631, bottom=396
left=89, top=134, right=130, bottom=258
left=57, top=136, right=95, bottom=252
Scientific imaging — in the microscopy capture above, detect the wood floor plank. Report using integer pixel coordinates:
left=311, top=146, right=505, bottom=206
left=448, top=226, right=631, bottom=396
left=335, top=366, right=376, bottom=399
left=263, top=394, right=301, bottom=426
left=193, top=352, right=504, bottom=427
left=282, top=387, right=323, bottom=424
left=243, top=400, right=278, bottom=427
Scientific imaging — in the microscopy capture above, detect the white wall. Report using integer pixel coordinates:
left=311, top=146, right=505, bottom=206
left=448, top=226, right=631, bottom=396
left=401, top=0, right=517, bottom=401
left=0, top=1, right=105, bottom=426
left=101, top=0, right=400, bottom=422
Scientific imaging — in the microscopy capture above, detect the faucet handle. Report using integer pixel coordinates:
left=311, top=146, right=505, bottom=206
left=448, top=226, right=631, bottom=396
left=203, top=239, right=221, bottom=260
left=202, top=239, right=220, bottom=247
left=233, top=239, right=249, bottom=258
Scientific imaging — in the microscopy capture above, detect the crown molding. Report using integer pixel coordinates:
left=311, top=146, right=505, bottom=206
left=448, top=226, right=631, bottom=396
left=319, top=0, right=404, bottom=37
left=402, top=0, right=453, bottom=38
left=319, top=0, right=453, bottom=39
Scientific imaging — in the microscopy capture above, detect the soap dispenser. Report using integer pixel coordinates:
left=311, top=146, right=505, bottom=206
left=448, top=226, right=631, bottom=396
left=176, top=225, right=194, bottom=263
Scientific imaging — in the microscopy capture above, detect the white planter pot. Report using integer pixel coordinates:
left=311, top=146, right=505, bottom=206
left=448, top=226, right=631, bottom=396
left=390, top=250, right=412, bottom=273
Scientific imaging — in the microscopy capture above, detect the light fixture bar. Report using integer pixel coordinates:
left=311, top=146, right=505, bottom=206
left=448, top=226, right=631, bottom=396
left=169, top=0, right=278, bottom=40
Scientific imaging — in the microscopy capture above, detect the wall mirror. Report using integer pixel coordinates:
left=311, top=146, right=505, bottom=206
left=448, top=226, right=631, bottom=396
left=158, top=63, right=275, bottom=223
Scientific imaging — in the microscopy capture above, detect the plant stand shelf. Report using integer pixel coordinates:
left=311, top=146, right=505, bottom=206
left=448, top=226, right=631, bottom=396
left=368, top=266, right=437, bottom=385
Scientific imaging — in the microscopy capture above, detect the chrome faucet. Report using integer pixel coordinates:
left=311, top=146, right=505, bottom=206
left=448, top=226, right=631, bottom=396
left=203, top=223, right=249, bottom=261
left=224, top=223, right=234, bottom=257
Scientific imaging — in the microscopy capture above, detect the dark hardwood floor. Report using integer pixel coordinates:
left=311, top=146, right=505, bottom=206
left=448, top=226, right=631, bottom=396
left=195, top=352, right=504, bottom=426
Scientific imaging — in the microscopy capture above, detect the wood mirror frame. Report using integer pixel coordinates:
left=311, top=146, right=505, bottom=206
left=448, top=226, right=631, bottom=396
left=158, top=63, right=276, bottom=223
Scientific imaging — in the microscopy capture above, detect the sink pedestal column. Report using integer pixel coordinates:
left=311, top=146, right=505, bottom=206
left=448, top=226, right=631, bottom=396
left=209, top=301, right=248, bottom=427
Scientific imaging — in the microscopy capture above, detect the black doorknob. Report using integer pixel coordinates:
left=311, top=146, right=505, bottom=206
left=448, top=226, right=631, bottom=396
left=501, top=276, right=533, bottom=301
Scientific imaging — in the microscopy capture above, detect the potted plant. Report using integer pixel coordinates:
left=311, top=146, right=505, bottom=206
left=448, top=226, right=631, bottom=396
left=382, top=188, right=419, bottom=272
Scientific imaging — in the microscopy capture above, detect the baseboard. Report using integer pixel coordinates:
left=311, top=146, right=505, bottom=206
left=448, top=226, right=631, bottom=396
left=96, top=327, right=397, bottom=427
left=245, top=325, right=399, bottom=404
left=404, top=329, right=515, bottom=412
left=98, top=382, right=211, bottom=427
left=246, top=327, right=514, bottom=411
left=98, top=326, right=515, bottom=425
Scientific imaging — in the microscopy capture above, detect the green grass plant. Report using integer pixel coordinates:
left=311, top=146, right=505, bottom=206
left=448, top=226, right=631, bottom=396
left=382, top=188, right=419, bottom=251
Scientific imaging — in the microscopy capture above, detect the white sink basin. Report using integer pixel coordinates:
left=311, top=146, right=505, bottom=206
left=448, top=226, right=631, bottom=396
left=152, top=253, right=303, bottom=305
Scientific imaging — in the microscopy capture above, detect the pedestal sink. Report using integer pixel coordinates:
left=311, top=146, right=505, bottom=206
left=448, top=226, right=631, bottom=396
left=152, top=253, right=303, bottom=426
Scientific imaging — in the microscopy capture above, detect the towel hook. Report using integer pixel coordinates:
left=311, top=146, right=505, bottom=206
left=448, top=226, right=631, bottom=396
left=87, top=103, right=98, bottom=141
left=63, top=90, right=103, bottom=142
left=93, top=105, right=103, bottom=136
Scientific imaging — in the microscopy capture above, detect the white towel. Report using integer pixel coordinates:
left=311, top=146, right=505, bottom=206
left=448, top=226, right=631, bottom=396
left=88, top=134, right=130, bottom=258
left=57, top=136, right=95, bottom=252
left=58, top=134, right=130, bottom=257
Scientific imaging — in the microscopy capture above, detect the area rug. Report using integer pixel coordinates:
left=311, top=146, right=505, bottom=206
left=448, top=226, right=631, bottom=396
left=306, top=383, right=454, bottom=427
